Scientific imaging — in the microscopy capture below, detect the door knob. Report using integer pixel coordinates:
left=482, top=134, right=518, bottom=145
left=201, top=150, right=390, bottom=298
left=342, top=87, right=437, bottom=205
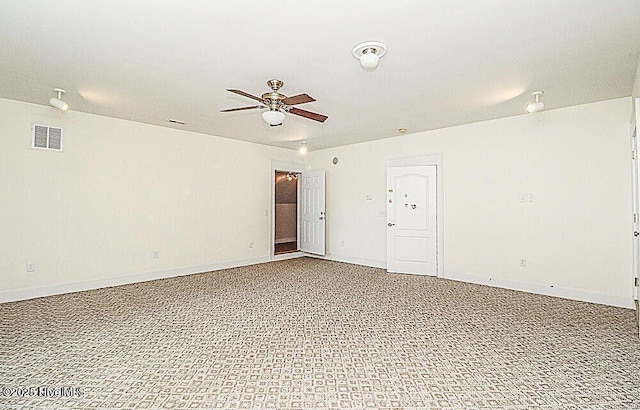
left=319, top=216, right=325, bottom=220
left=388, top=223, right=395, bottom=227
left=635, top=231, right=639, bottom=237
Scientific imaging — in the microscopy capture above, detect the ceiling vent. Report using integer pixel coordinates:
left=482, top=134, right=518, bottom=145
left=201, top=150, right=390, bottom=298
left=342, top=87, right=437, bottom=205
left=32, top=124, right=63, bottom=151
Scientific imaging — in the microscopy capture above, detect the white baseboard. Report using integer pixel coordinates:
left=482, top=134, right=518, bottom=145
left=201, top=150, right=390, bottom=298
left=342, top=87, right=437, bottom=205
left=310, top=253, right=386, bottom=269
left=275, top=238, right=296, bottom=244
left=444, top=270, right=634, bottom=309
left=0, top=256, right=270, bottom=304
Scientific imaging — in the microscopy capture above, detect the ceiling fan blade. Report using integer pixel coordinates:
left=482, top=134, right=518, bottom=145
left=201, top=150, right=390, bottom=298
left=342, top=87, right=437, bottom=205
left=220, top=105, right=264, bottom=112
left=226, top=89, right=264, bottom=103
left=282, top=93, right=315, bottom=105
left=288, top=107, right=328, bottom=123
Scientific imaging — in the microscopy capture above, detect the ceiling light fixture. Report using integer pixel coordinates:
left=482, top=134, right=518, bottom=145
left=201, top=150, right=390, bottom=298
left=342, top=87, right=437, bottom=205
left=262, top=109, right=285, bottom=126
left=299, top=142, right=308, bottom=155
left=49, top=88, right=69, bottom=111
left=526, top=91, right=545, bottom=113
left=352, top=41, right=387, bottom=70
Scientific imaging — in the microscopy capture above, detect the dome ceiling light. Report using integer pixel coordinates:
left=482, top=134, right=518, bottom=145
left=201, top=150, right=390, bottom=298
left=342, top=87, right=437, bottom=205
left=352, top=41, right=387, bottom=70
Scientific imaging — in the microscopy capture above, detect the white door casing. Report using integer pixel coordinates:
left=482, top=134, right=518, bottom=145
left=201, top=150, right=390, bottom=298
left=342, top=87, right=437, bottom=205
left=300, top=170, right=326, bottom=255
left=387, top=165, right=437, bottom=275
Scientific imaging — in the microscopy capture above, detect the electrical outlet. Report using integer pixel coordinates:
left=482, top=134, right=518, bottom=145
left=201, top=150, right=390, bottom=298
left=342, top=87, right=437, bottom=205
left=152, top=250, right=160, bottom=259
left=249, top=242, right=254, bottom=249
left=520, top=258, right=527, bottom=268
left=26, top=262, right=36, bottom=272
left=341, top=240, right=345, bottom=247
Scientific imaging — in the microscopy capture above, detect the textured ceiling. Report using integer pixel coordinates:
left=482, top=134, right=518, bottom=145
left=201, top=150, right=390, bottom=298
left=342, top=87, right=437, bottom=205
left=1, top=0, right=639, bottom=151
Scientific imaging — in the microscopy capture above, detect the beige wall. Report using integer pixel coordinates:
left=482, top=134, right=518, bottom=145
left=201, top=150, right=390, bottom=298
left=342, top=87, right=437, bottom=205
left=310, top=98, right=633, bottom=307
left=1, top=96, right=634, bottom=307
left=634, top=53, right=640, bottom=97
left=0, top=98, right=299, bottom=299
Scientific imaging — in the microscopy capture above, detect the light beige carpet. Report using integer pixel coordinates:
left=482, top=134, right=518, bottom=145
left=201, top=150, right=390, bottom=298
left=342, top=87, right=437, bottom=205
left=1, top=258, right=639, bottom=409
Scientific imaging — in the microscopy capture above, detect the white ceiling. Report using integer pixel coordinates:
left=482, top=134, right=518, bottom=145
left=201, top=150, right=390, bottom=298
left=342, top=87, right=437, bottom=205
left=1, top=1, right=639, bottom=151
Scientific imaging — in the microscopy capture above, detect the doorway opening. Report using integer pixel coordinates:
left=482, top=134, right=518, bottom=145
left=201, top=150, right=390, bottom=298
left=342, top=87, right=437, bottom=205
left=274, top=170, right=299, bottom=255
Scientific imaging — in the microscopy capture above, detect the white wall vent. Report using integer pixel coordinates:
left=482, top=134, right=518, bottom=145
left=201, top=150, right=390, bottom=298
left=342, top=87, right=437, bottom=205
left=31, top=124, right=63, bottom=151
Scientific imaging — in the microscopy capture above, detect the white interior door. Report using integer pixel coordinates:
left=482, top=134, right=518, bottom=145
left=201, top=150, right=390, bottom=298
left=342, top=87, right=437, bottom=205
left=300, top=170, right=325, bottom=255
left=631, top=97, right=640, bottom=335
left=387, top=165, right=437, bottom=275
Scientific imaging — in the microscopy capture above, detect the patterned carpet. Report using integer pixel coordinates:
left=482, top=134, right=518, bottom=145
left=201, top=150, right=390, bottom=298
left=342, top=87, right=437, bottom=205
left=1, top=258, right=639, bottom=409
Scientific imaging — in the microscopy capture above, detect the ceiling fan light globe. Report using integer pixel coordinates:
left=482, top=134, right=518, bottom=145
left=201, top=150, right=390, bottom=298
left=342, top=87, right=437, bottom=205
left=360, top=51, right=379, bottom=69
left=262, top=110, right=285, bottom=126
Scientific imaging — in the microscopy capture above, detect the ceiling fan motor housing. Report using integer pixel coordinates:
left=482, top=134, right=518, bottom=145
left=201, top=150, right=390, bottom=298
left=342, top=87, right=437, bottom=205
left=263, top=80, right=286, bottom=110
left=262, top=92, right=286, bottom=111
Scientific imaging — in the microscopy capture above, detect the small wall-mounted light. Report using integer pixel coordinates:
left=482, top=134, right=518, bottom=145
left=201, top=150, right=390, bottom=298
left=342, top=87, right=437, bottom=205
left=526, top=91, right=545, bottom=113
left=299, top=142, right=308, bottom=155
left=352, top=41, right=387, bottom=70
left=49, top=88, right=69, bottom=111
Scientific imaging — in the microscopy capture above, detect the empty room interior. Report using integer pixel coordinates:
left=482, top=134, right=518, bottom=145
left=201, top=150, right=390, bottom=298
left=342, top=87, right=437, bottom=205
left=2, top=1, right=640, bottom=409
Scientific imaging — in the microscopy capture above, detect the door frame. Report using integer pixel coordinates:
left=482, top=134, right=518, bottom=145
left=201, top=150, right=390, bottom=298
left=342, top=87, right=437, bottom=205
left=387, top=153, right=444, bottom=278
left=271, top=161, right=306, bottom=261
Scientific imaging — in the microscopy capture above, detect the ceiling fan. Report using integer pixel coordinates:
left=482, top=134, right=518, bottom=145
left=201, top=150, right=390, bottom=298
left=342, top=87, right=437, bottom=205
left=220, top=79, right=328, bottom=127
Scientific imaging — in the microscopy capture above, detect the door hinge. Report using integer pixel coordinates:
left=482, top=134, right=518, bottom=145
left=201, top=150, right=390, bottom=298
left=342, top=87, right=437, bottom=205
left=634, top=214, right=638, bottom=224
left=636, top=277, right=639, bottom=287
left=633, top=150, right=637, bottom=160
